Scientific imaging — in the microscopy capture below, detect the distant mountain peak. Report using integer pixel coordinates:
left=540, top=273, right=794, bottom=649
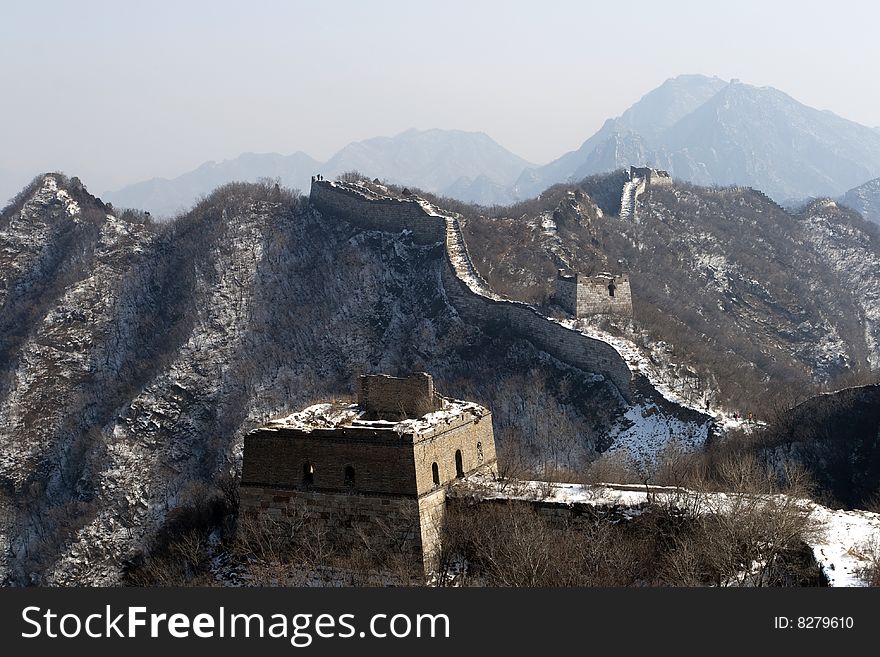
left=103, top=151, right=321, bottom=217
left=98, top=77, right=880, bottom=215
left=519, top=75, right=880, bottom=203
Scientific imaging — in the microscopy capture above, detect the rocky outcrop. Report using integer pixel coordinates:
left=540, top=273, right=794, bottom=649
left=761, top=384, right=880, bottom=508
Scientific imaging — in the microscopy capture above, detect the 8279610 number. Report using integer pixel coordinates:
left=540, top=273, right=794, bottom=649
left=774, top=616, right=854, bottom=629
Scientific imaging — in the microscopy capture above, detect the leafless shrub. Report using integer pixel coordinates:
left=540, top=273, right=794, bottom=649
left=336, top=170, right=370, bottom=183
left=494, top=437, right=533, bottom=489
left=441, top=449, right=823, bottom=587
left=123, top=480, right=231, bottom=586
left=579, top=450, right=641, bottom=485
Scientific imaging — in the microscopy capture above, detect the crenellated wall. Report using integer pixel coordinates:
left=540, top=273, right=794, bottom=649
left=358, top=372, right=440, bottom=420
left=309, top=180, right=632, bottom=399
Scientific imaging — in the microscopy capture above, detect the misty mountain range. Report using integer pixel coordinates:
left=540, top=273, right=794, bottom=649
left=20, top=74, right=880, bottom=221
left=515, top=75, right=880, bottom=205
left=840, top=176, right=880, bottom=224
left=101, top=129, right=534, bottom=216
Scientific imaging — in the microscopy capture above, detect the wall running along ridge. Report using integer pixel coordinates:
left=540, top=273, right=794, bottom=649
left=309, top=180, right=632, bottom=400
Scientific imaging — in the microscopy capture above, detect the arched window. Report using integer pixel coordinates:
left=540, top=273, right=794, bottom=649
left=455, top=449, right=464, bottom=478
left=477, top=441, right=484, bottom=463
left=302, top=462, right=315, bottom=486
left=344, top=465, right=355, bottom=488
left=432, top=462, right=440, bottom=486
left=608, top=280, right=616, bottom=297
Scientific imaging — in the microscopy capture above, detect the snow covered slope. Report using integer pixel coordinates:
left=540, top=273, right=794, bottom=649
left=0, top=174, right=632, bottom=584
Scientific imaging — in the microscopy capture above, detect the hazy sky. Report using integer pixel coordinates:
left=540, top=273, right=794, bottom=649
left=1, top=0, right=878, bottom=197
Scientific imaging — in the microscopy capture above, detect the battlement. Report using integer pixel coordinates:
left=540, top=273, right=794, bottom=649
left=555, top=269, right=633, bottom=319
left=358, top=372, right=441, bottom=420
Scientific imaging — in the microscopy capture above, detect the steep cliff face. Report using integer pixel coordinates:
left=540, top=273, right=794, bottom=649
left=760, top=385, right=880, bottom=509
left=1, top=175, right=652, bottom=585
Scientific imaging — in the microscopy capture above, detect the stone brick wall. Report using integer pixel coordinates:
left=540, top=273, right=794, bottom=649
left=239, top=408, right=497, bottom=577
left=309, top=179, right=632, bottom=400
left=239, top=485, right=429, bottom=575
left=576, top=276, right=633, bottom=318
left=441, top=260, right=632, bottom=400
left=556, top=273, right=633, bottom=319
left=417, top=488, right=448, bottom=571
left=358, top=372, right=440, bottom=420
left=446, top=491, right=644, bottom=531
left=240, top=411, right=496, bottom=497
left=412, top=413, right=496, bottom=495
left=309, top=180, right=445, bottom=244
left=555, top=274, right=578, bottom=315
left=241, top=429, right=420, bottom=495
left=630, top=165, right=672, bottom=187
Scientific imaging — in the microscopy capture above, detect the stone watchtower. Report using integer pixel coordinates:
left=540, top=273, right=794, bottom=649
left=555, top=270, right=633, bottom=319
left=629, top=165, right=673, bottom=187
left=239, top=373, right=497, bottom=579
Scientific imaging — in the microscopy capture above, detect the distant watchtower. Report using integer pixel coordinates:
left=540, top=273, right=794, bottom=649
left=555, top=270, right=633, bottom=319
left=629, top=165, right=672, bottom=187
left=239, top=373, right=497, bottom=579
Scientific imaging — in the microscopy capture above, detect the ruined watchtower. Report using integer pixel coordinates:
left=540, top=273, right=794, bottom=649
left=239, top=373, right=496, bottom=579
left=555, top=269, right=633, bottom=319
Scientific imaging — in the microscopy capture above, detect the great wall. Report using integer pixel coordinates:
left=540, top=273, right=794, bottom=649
left=236, top=177, right=876, bottom=587
left=619, top=176, right=643, bottom=221
left=309, top=178, right=633, bottom=401
left=619, top=166, right=673, bottom=221
left=240, top=373, right=498, bottom=577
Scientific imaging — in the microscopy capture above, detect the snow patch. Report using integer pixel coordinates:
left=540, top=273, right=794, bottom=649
left=539, top=211, right=557, bottom=236
left=267, top=397, right=489, bottom=435
left=40, top=175, right=80, bottom=216
left=606, top=402, right=710, bottom=466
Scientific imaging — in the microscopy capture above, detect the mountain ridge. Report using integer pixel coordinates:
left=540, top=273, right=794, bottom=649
left=104, top=129, right=534, bottom=217
left=2, top=170, right=879, bottom=583
left=0, top=172, right=645, bottom=583
left=516, top=75, right=880, bottom=204
left=840, top=176, right=880, bottom=225
left=97, top=76, right=880, bottom=218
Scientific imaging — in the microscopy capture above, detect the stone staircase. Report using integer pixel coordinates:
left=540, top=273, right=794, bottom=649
left=619, top=177, right=644, bottom=221
left=443, top=215, right=499, bottom=299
